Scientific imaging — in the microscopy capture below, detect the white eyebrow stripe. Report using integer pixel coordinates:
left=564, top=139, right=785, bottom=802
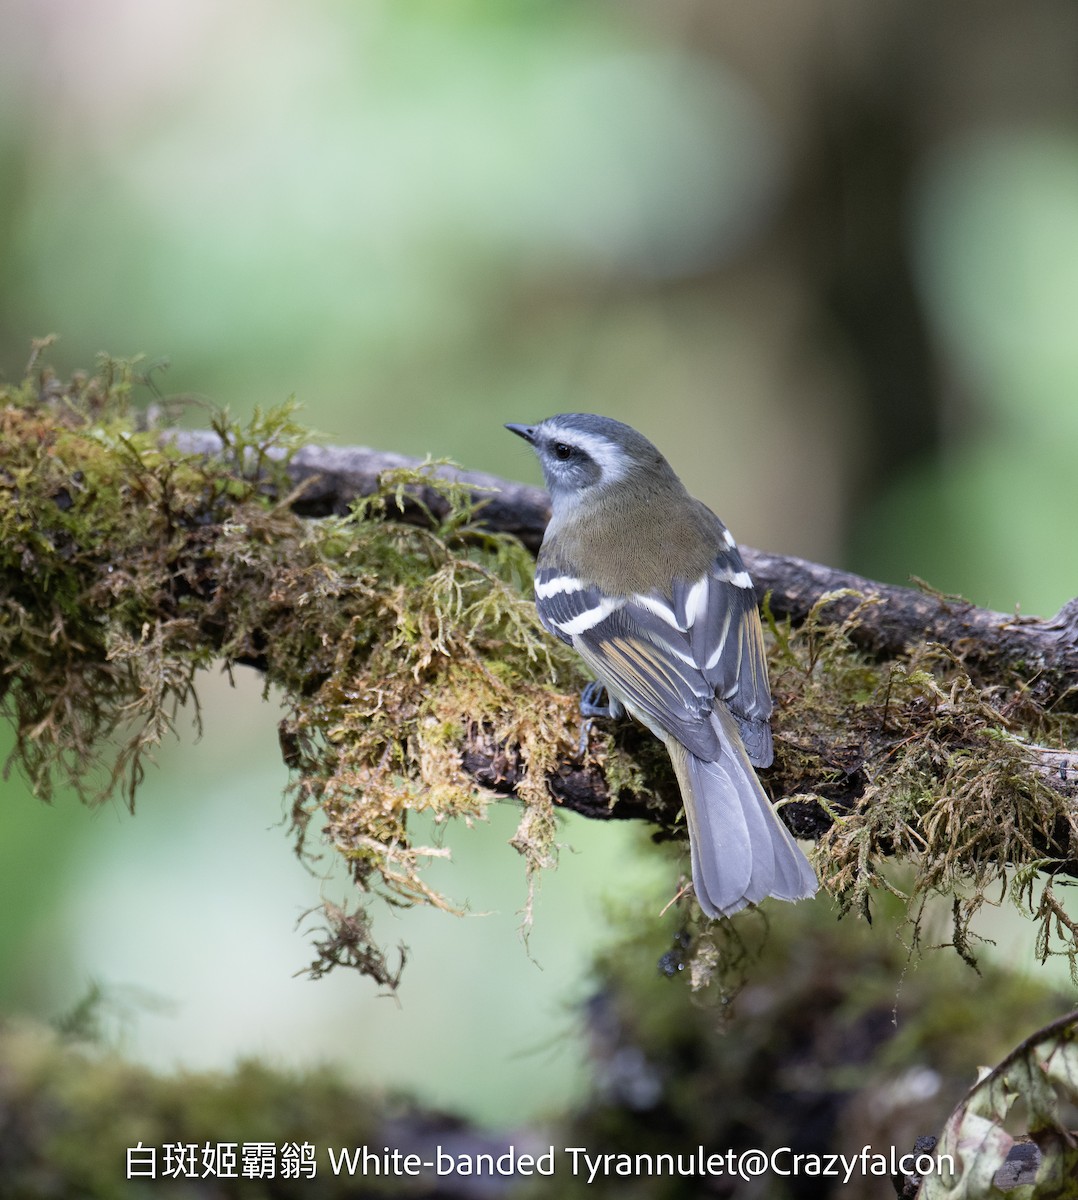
left=714, top=566, right=754, bottom=589
left=631, top=593, right=685, bottom=631
left=556, top=596, right=625, bottom=636
left=535, top=575, right=586, bottom=600
left=542, top=425, right=630, bottom=486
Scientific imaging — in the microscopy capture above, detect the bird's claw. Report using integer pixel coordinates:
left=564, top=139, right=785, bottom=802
left=580, top=680, right=624, bottom=720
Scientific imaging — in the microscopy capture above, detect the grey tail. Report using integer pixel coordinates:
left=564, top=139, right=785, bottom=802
left=667, top=711, right=817, bottom=919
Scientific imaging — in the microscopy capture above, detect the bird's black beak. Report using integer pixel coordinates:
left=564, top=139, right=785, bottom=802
left=505, top=423, right=536, bottom=444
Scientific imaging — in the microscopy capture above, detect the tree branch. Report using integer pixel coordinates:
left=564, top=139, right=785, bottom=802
left=7, top=389, right=1077, bottom=982
left=169, top=433, right=1077, bottom=705
left=748, top=551, right=1078, bottom=706
left=168, top=432, right=553, bottom=550
left=167, top=434, right=1078, bottom=867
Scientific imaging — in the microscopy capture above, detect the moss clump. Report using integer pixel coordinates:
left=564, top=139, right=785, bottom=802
left=0, top=1014, right=398, bottom=1198
left=538, top=893, right=1070, bottom=1200
left=763, top=594, right=1078, bottom=978
left=275, top=469, right=584, bottom=927
left=0, top=354, right=590, bottom=985
left=0, top=359, right=276, bottom=807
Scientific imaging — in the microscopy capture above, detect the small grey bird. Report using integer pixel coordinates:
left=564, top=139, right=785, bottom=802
left=507, top=413, right=817, bottom=918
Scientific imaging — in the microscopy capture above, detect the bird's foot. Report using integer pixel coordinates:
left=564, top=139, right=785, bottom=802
left=580, top=680, right=624, bottom=720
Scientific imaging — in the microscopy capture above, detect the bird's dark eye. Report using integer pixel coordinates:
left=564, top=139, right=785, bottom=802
left=553, top=442, right=573, bottom=461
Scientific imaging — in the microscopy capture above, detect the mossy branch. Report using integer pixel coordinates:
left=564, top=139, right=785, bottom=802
left=3, top=356, right=1077, bottom=986
left=168, top=430, right=1078, bottom=707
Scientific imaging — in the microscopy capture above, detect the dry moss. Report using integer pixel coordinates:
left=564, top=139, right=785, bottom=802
left=0, top=353, right=586, bottom=985
left=764, top=593, right=1078, bottom=979
left=276, top=474, right=584, bottom=925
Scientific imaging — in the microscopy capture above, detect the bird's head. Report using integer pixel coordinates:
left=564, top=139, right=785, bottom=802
left=506, top=413, right=676, bottom=510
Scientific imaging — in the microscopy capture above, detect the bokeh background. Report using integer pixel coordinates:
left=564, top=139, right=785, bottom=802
left=2, top=0, right=1077, bottom=1135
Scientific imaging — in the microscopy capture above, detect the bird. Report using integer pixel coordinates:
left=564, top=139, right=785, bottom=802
left=506, top=413, right=817, bottom=918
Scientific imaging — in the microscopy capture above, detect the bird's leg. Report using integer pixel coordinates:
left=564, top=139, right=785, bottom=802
left=580, top=680, right=624, bottom=720
left=577, top=681, right=624, bottom=758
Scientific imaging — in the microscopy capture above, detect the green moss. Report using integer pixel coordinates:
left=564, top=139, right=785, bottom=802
left=763, top=594, right=1078, bottom=980
left=541, top=893, right=1068, bottom=1200
left=0, top=1015, right=396, bottom=1199
left=0, top=354, right=589, bottom=985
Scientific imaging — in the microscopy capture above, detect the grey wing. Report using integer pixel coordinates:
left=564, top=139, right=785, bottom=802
left=535, top=566, right=721, bottom=761
left=534, top=543, right=774, bottom=767
left=672, top=541, right=774, bottom=767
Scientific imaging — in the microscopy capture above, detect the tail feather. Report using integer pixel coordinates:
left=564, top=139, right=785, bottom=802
left=667, top=711, right=817, bottom=919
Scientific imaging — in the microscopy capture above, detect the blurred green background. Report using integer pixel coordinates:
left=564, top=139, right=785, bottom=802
left=1, top=0, right=1076, bottom=1130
